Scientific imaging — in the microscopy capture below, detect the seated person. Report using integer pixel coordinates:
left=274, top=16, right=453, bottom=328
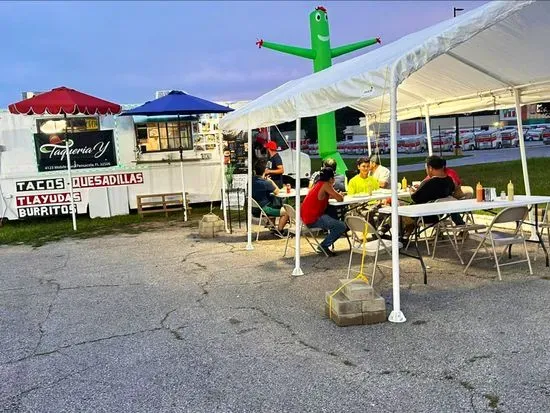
left=301, top=167, right=346, bottom=256
left=347, top=157, right=380, bottom=195
left=405, top=156, right=456, bottom=235
left=347, top=157, right=381, bottom=225
left=309, top=157, right=346, bottom=192
left=369, top=154, right=391, bottom=188
left=251, top=159, right=289, bottom=234
left=421, top=157, right=465, bottom=224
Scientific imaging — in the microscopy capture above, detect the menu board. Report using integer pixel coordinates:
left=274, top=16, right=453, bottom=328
left=226, top=137, right=248, bottom=174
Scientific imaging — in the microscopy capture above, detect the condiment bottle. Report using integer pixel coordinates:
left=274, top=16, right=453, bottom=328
left=476, top=182, right=483, bottom=202
left=500, top=190, right=506, bottom=200
left=401, top=177, right=407, bottom=190
left=507, top=180, right=514, bottom=201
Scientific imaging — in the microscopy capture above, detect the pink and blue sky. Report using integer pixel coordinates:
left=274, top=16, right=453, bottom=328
left=0, top=1, right=487, bottom=106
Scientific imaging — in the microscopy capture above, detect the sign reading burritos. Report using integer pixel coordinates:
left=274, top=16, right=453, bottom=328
left=34, top=130, right=117, bottom=172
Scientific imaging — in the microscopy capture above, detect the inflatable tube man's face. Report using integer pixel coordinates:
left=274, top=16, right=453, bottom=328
left=310, top=6, right=330, bottom=49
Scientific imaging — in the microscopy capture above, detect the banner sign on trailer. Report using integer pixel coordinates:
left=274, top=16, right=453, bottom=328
left=72, top=172, right=144, bottom=188
left=17, top=204, right=76, bottom=219
left=16, top=192, right=82, bottom=207
left=15, top=178, right=65, bottom=192
left=34, top=130, right=117, bottom=172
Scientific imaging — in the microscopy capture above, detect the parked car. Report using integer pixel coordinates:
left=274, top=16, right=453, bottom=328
left=432, top=134, right=454, bottom=152
left=542, top=128, right=550, bottom=145
left=526, top=126, right=547, bottom=141
left=398, top=135, right=427, bottom=153
left=475, top=130, right=502, bottom=149
left=459, top=132, right=477, bottom=151
left=496, top=128, right=519, bottom=147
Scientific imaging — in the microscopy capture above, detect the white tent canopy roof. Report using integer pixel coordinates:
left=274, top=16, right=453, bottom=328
left=221, top=0, right=550, bottom=131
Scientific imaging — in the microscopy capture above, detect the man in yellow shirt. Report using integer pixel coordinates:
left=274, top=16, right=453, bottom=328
left=347, top=157, right=379, bottom=195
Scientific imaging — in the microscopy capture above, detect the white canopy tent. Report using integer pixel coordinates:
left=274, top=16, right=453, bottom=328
left=220, top=0, right=550, bottom=322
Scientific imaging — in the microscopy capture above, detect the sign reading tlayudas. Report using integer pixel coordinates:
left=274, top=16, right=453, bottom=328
left=34, top=130, right=117, bottom=172
left=16, top=192, right=82, bottom=207
left=72, top=172, right=144, bottom=188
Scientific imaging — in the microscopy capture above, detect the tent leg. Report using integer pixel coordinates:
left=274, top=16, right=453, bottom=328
left=425, top=105, right=433, bottom=156
left=388, top=74, right=406, bottom=323
left=293, top=118, right=304, bottom=276
left=514, top=90, right=536, bottom=239
left=219, top=134, right=229, bottom=233
left=246, top=127, right=254, bottom=251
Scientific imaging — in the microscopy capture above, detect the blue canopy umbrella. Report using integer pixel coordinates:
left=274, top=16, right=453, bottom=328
left=121, top=91, right=234, bottom=222
left=120, top=90, right=233, bottom=116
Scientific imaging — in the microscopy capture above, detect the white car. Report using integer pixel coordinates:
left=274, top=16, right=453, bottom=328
left=475, top=130, right=502, bottom=149
left=526, top=126, right=547, bottom=141
left=496, top=128, right=519, bottom=147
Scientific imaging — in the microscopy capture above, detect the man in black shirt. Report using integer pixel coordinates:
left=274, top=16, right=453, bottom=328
left=411, top=156, right=455, bottom=204
left=264, top=141, right=284, bottom=188
left=410, top=156, right=455, bottom=225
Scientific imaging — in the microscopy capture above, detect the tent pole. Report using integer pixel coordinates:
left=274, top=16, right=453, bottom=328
left=246, top=125, right=253, bottom=250
left=64, top=113, right=77, bottom=231
left=365, top=114, right=372, bottom=157
left=424, top=105, right=433, bottom=156
left=514, top=89, right=535, bottom=238
left=177, top=115, right=188, bottom=221
left=388, top=71, right=406, bottom=324
left=292, top=118, right=304, bottom=276
left=219, top=133, right=229, bottom=233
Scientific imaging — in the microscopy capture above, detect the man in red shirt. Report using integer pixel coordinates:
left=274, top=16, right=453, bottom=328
left=301, top=167, right=345, bottom=256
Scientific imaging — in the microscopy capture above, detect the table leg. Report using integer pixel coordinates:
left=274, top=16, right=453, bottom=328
left=535, top=204, right=549, bottom=267
left=413, top=224, right=428, bottom=284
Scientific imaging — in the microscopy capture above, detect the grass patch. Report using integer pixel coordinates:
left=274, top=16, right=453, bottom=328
left=403, top=157, right=550, bottom=195
left=0, top=205, right=222, bottom=247
left=311, top=154, right=467, bottom=171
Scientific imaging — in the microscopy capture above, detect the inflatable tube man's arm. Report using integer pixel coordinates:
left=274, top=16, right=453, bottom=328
left=256, top=39, right=316, bottom=60
left=331, top=37, right=381, bottom=59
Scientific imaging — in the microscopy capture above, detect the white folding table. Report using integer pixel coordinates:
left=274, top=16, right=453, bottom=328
left=379, top=195, right=550, bottom=283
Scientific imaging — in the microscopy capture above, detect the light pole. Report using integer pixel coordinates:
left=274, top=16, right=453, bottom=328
left=453, top=7, right=464, bottom=155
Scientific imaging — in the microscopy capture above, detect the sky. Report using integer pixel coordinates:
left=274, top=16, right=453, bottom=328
left=0, top=0, right=487, bottom=107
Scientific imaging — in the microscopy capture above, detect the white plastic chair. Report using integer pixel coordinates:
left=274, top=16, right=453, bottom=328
left=282, top=204, right=327, bottom=257
left=464, top=206, right=533, bottom=280
left=344, top=215, right=402, bottom=284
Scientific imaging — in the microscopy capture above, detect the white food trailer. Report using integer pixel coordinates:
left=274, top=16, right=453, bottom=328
left=0, top=102, right=311, bottom=222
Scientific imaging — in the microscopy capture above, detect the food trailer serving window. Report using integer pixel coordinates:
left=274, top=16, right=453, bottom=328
left=135, top=120, right=193, bottom=153
left=37, top=117, right=99, bottom=134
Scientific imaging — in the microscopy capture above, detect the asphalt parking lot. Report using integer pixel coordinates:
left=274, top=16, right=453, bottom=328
left=399, top=141, right=550, bottom=172
left=2, top=223, right=550, bottom=412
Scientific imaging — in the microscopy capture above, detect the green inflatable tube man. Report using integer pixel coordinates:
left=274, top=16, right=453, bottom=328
left=256, top=6, right=380, bottom=174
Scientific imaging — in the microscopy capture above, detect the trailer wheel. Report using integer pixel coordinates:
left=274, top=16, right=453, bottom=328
left=497, top=142, right=502, bottom=149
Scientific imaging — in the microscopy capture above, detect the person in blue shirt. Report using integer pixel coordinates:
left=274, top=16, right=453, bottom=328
left=252, top=158, right=289, bottom=234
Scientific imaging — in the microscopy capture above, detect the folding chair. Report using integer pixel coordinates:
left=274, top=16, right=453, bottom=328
left=282, top=204, right=327, bottom=257
left=251, top=198, right=283, bottom=241
left=464, top=206, right=533, bottom=280
left=430, top=196, right=486, bottom=264
left=344, top=215, right=402, bottom=284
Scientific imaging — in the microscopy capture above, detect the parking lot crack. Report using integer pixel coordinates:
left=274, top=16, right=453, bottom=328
left=32, top=279, right=60, bottom=356
left=234, top=306, right=356, bottom=367
left=160, top=309, right=186, bottom=340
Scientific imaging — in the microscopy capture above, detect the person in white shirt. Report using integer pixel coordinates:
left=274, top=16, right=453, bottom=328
left=369, top=154, right=390, bottom=188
